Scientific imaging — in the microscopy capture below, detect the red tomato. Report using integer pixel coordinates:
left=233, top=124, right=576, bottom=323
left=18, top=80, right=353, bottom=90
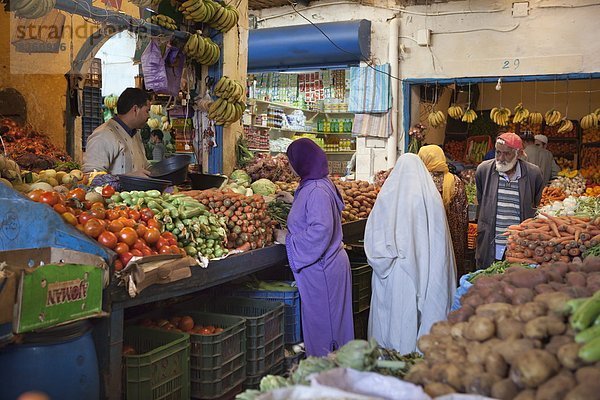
left=40, top=191, right=59, bottom=206
left=156, top=237, right=170, bottom=250
left=68, top=188, right=86, bottom=202
left=159, top=247, right=171, bottom=254
left=53, top=203, right=67, bottom=214
left=76, top=224, right=85, bottom=232
left=144, top=228, right=161, bottom=245
left=106, top=210, right=120, bottom=221
left=167, top=238, right=178, bottom=246
left=168, top=245, right=181, bottom=255
left=90, top=207, right=106, bottom=220
left=90, top=202, right=105, bottom=210
left=139, top=208, right=154, bottom=222
left=161, top=232, right=176, bottom=241
left=128, top=210, right=141, bottom=221
left=28, top=189, right=44, bottom=202
left=118, top=227, right=138, bottom=247
left=98, top=231, right=118, bottom=249
left=121, top=218, right=137, bottom=228
left=120, top=252, right=134, bottom=266
left=84, top=219, right=104, bottom=238
left=61, top=212, right=78, bottom=226
left=133, top=239, right=146, bottom=251
left=78, top=212, right=93, bottom=225
left=130, top=249, right=143, bottom=257
left=113, top=259, right=124, bottom=272
left=114, top=242, right=129, bottom=255
left=141, top=248, right=153, bottom=256
left=118, top=209, right=129, bottom=218
left=135, top=224, right=147, bottom=238
left=101, top=185, right=116, bottom=198
left=108, top=220, right=124, bottom=233
left=147, top=219, right=161, bottom=229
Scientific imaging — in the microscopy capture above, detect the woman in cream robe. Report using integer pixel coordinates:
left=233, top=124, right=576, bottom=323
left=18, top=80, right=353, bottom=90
left=365, top=153, right=456, bottom=353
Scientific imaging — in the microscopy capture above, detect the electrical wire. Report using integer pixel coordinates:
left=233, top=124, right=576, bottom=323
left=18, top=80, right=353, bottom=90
left=537, top=2, right=600, bottom=8
left=433, top=24, right=520, bottom=35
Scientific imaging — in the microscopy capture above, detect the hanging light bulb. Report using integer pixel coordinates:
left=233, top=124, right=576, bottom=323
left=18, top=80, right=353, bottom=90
left=495, top=78, right=502, bottom=91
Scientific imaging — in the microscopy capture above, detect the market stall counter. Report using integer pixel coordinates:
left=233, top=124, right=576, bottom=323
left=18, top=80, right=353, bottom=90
left=97, top=244, right=288, bottom=400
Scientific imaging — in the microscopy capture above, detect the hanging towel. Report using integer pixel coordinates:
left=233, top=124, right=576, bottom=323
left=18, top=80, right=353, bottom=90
left=348, top=64, right=392, bottom=113
left=351, top=112, right=392, bottom=138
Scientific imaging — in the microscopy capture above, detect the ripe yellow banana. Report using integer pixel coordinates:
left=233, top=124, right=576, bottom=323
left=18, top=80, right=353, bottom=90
left=580, top=113, right=599, bottom=130
left=557, top=119, right=574, bottom=134
left=448, top=105, right=464, bottom=120
left=461, top=109, right=477, bottom=123
left=544, top=110, right=562, bottom=127
left=529, top=112, right=543, bottom=125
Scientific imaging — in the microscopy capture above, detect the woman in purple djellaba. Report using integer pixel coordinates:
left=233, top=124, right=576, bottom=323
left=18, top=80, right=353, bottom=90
left=274, top=138, right=354, bottom=357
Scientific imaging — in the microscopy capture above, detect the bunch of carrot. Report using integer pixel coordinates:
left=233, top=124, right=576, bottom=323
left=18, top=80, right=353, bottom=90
left=539, top=186, right=567, bottom=207
left=505, top=214, right=600, bottom=265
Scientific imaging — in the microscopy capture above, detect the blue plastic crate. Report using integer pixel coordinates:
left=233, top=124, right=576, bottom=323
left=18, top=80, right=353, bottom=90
left=234, top=282, right=302, bottom=344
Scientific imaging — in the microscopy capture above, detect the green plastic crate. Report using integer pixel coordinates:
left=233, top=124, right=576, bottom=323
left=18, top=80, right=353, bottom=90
left=123, top=326, right=190, bottom=400
left=184, top=311, right=247, bottom=399
left=351, top=264, right=372, bottom=313
left=243, top=359, right=286, bottom=390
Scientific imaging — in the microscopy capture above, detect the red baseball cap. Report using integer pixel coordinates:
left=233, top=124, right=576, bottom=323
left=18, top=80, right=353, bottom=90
left=497, top=132, right=523, bottom=150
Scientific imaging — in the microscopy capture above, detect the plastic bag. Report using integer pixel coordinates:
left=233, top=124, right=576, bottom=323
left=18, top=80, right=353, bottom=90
left=163, top=44, right=186, bottom=97
left=141, top=39, right=168, bottom=94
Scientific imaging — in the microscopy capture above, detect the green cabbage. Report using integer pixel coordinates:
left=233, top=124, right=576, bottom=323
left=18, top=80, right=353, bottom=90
left=251, top=178, right=277, bottom=196
left=231, top=170, right=251, bottom=186
left=291, top=356, right=336, bottom=385
left=259, top=375, right=289, bottom=392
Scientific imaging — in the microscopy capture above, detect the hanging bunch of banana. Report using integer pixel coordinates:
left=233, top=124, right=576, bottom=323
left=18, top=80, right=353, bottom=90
left=490, top=107, right=512, bottom=126
left=580, top=111, right=599, bottom=130
left=206, top=1, right=239, bottom=32
left=447, top=105, right=464, bottom=120
left=557, top=119, right=574, bottom=134
left=183, top=32, right=220, bottom=65
left=104, top=95, right=118, bottom=113
left=544, top=109, right=562, bottom=127
left=150, top=105, right=164, bottom=115
left=10, top=0, right=55, bottom=19
left=208, top=76, right=246, bottom=126
left=427, top=110, right=445, bottom=128
left=147, top=14, right=178, bottom=30
left=512, top=103, right=530, bottom=124
left=528, top=112, right=543, bottom=125
left=461, top=108, right=477, bottom=123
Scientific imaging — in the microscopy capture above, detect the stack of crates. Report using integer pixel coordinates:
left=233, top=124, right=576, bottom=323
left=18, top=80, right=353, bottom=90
left=234, top=282, right=302, bottom=346
left=350, top=261, right=373, bottom=341
left=122, top=326, right=190, bottom=400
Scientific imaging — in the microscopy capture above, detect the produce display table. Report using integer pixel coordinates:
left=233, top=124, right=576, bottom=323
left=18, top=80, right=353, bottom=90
left=342, top=219, right=367, bottom=244
left=96, top=245, right=288, bottom=400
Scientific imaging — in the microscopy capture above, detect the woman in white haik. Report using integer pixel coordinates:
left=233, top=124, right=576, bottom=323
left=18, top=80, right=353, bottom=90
left=364, top=153, right=456, bottom=353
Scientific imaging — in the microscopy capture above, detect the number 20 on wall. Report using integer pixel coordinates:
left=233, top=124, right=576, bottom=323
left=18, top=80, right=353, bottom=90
left=502, top=59, right=520, bottom=70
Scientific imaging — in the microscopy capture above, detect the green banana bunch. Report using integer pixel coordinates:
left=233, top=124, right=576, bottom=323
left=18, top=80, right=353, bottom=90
left=10, top=0, right=55, bottom=19
left=179, top=0, right=208, bottom=23
left=570, top=292, right=600, bottom=362
left=207, top=2, right=239, bottom=33
left=213, top=76, right=245, bottom=103
left=183, top=33, right=220, bottom=65
left=147, top=14, right=178, bottom=30
left=208, top=97, right=245, bottom=126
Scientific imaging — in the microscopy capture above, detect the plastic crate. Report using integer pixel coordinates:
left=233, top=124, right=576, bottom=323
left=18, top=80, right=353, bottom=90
left=234, top=283, right=302, bottom=344
left=82, top=116, right=103, bottom=150
left=243, top=359, right=286, bottom=390
left=86, top=58, right=102, bottom=88
left=283, top=350, right=305, bottom=374
left=188, top=297, right=285, bottom=376
left=123, top=326, right=190, bottom=400
left=353, top=307, right=370, bottom=340
left=184, top=311, right=247, bottom=399
left=351, top=263, right=372, bottom=313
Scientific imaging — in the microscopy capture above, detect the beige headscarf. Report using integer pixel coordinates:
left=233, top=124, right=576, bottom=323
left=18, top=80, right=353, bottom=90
left=418, top=145, right=456, bottom=208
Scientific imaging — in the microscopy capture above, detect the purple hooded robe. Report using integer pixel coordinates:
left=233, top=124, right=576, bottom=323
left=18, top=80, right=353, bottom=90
left=285, top=139, right=354, bottom=356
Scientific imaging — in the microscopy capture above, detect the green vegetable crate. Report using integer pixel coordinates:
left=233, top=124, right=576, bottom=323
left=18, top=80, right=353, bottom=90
left=184, top=311, right=247, bottom=399
left=243, top=359, right=286, bottom=390
left=123, top=326, right=190, bottom=400
left=351, top=263, right=372, bottom=314
left=182, top=296, right=285, bottom=376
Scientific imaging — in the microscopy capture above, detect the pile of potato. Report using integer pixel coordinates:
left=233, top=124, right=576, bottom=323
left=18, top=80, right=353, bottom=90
left=406, top=257, right=600, bottom=399
left=334, top=180, right=379, bottom=223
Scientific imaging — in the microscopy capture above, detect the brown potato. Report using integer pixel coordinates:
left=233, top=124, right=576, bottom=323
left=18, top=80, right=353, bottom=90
left=518, top=302, right=548, bottom=322
left=510, top=349, right=560, bottom=388
left=431, top=363, right=463, bottom=391
left=464, top=316, right=496, bottom=342
left=404, top=362, right=433, bottom=385
left=535, top=373, right=576, bottom=400
left=513, top=288, right=536, bottom=305
left=581, top=256, right=600, bottom=273
left=566, top=272, right=587, bottom=287
left=445, top=344, right=467, bottom=362
left=564, top=382, right=600, bottom=400
left=492, top=378, right=520, bottom=400
left=467, top=342, right=491, bottom=365
left=514, top=389, right=536, bottom=400
left=508, top=269, right=547, bottom=289
left=534, top=292, right=572, bottom=315
left=497, top=318, right=524, bottom=340
left=524, top=316, right=566, bottom=339
left=485, top=351, right=509, bottom=378
left=448, top=305, right=475, bottom=323
left=430, top=320, right=452, bottom=336
left=546, top=335, right=573, bottom=355
left=535, top=283, right=556, bottom=294
left=463, top=372, right=495, bottom=396
left=476, top=303, right=514, bottom=321
left=496, top=339, right=539, bottom=365
left=450, top=321, right=468, bottom=340
left=424, top=382, right=455, bottom=397
left=575, top=366, right=600, bottom=384
left=557, top=343, right=584, bottom=370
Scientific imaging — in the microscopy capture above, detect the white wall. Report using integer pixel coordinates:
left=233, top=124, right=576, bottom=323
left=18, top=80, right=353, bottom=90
left=97, top=31, right=139, bottom=98
left=251, top=0, right=600, bottom=180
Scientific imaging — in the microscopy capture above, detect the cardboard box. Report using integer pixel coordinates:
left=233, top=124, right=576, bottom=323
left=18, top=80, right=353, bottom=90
left=1, top=247, right=107, bottom=333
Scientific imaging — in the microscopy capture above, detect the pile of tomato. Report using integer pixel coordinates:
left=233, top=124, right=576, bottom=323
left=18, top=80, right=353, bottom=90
left=28, top=189, right=185, bottom=271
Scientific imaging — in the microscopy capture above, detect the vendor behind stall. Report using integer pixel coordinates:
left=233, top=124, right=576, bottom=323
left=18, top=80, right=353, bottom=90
left=83, top=88, right=151, bottom=175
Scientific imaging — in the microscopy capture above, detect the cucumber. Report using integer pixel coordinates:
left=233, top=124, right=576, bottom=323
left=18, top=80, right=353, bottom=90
left=579, top=335, right=600, bottom=362
left=575, top=325, right=600, bottom=344
left=571, top=293, right=600, bottom=331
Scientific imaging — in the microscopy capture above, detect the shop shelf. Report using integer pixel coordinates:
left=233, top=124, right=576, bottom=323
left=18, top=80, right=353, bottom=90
left=351, top=263, right=372, bottom=314
left=182, top=311, right=247, bottom=399
left=234, top=283, right=302, bottom=344
left=123, top=326, right=190, bottom=400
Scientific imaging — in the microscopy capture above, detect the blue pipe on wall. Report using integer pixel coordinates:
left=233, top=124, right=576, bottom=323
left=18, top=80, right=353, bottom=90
left=248, top=20, right=371, bottom=73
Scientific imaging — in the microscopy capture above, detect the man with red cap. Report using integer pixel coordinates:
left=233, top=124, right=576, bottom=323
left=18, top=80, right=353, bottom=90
left=475, top=132, right=544, bottom=268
